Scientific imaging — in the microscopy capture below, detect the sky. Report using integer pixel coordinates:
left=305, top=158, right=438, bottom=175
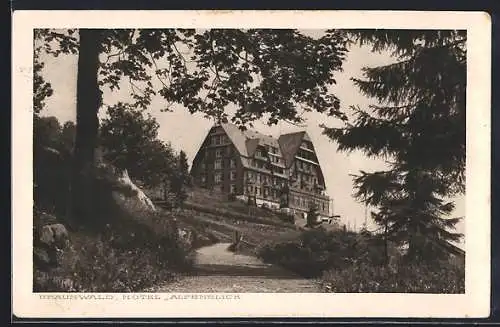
left=37, top=30, right=465, bottom=243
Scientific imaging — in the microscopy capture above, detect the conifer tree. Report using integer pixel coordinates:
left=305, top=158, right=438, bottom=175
left=323, top=30, right=466, bottom=262
left=178, top=150, right=191, bottom=187
left=170, top=150, right=190, bottom=207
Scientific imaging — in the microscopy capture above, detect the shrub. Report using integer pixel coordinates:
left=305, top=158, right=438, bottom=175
left=277, top=212, right=295, bottom=224
left=257, top=228, right=465, bottom=293
left=321, top=261, right=465, bottom=293
left=33, top=167, right=195, bottom=292
left=306, top=205, right=321, bottom=228
left=33, top=232, right=183, bottom=292
left=33, top=217, right=194, bottom=293
left=258, top=228, right=365, bottom=277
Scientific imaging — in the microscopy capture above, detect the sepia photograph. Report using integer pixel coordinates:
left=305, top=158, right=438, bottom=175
left=12, top=10, right=491, bottom=318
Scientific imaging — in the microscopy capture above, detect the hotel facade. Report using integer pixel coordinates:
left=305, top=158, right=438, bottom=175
left=190, top=123, right=331, bottom=218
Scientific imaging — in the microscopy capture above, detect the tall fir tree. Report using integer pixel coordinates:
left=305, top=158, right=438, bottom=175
left=178, top=150, right=191, bottom=187
left=323, top=30, right=466, bottom=262
left=170, top=150, right=190, bottom=207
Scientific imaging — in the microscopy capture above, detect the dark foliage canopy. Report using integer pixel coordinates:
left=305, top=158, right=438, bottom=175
left=99, top=103, right=177, bottom=188
left=35, top=29, right=349, bottom=127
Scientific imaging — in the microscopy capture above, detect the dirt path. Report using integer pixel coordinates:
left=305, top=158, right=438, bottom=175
left=153, top=243, right=323, bottom=293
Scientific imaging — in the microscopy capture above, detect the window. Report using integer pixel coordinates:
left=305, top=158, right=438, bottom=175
left=215, top=149, right=223, bottom=158
left=230, top=184, right=236, bottom=194
left=322, top=202, right=326, bottom=212
left=214, top=173, right=222, bottom=184
left=200, top=162, right=206, bottom=169
left=263, top=187, right=269, bottom=198
left=201, top=175, right=206, bottom=183
left=230, top=158, right=236, bottom=168
left=256, top=174, right=261, bottom=183
left=230, top=171, right=237, bottom=180
left=256, top=187, right=261, bottom=196
left=211, top=135, right=220, bottom=145
left=214, top=159, right=222, bottom=169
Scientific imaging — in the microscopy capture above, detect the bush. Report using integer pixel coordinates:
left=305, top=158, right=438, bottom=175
left=257, top=228, right=465, bottom=293
left=33, top=214, right=194, bottom=292
left=321, top=261, right=465, bottom=293
left=258, top=228, right=366, bottom=277
left=33, top=163, right=195, bottom=292
left=277, top=212, right=295, bottom=224
left=34, top=233, right=180, bottom=292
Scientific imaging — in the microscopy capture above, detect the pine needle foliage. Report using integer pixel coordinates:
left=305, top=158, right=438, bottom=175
left=322, top=30, right=466, bottom=263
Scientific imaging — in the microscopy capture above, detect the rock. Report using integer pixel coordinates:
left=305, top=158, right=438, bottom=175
left=39, top=223, right=69, bottom=249
left=116, top=169, right=156, bottom=212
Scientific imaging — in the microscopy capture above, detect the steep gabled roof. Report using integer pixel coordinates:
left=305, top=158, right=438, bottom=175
left=221, top=123, right=281, bottom=157
left=278, top=131, right=328, bottom=189
left=278, top=131, right=306, bottom=168
left=245, top=138, right=260, bottom=157
left=219, top=123, right=250, bottom=157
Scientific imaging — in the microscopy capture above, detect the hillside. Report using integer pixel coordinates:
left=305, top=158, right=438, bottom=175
left=155, top=186, right=305, bottom=255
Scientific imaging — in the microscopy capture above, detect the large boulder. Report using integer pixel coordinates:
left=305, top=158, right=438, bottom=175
left=34, top=212, right=70, bottom=269
left=39, top=223, right=69, bottom=249
left=112, top=169, right=156, bottom=212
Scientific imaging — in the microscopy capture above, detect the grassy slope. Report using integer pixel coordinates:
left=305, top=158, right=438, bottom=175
left=164, top=187, right=303, bottom=255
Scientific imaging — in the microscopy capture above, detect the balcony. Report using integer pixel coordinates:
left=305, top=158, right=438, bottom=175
left=296, top=156, right=319, bottom=166
left=270, top=160, right=286, bottom=169
left=254, top=152, right=268, bottom=161
left=299, top=144, right=315, bottom=153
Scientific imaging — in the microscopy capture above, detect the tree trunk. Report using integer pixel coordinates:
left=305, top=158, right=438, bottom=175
left=71, top=29, right=101, bottom=225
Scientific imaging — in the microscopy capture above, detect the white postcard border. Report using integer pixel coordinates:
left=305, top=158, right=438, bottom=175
left=12, top=10, right=491, bottom=318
